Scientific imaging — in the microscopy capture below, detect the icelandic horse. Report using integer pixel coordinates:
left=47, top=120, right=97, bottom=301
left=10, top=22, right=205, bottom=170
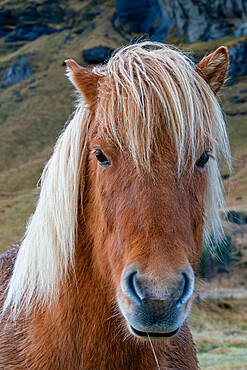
left=0, top=42, right=230, bottom=369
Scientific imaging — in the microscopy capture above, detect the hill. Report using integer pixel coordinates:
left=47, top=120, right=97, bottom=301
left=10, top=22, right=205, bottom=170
left=0, top=0, right=125, bottom=248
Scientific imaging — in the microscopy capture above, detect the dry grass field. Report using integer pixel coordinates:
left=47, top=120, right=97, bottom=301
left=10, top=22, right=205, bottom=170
left=192, top=244, right=247, bottom=369
left=191, top=297, right=247, bottom=369
left=191, top=280, right=247, bottom=369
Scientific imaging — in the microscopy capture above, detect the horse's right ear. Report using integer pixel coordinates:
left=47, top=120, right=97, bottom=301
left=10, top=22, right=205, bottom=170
left=65, top=59, right=99, bottom=108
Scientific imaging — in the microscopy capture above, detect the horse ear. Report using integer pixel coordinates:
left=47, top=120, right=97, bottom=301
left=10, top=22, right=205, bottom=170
left=65, top=59, right=99, bottom=108
left=196, top=47, right=229, bottom=94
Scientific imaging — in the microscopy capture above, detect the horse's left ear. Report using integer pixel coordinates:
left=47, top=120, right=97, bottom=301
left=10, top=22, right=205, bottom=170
left=65, top=59, right=99, bottom=108
left=196, top=47, right=229, bottom=94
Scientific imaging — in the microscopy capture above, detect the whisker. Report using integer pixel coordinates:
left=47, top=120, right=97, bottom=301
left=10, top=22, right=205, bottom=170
left=111, top=325, right=123, bottom=342
left=147, top=334, right=161, bottom=370
left=103, top=312, right=121, bottom=323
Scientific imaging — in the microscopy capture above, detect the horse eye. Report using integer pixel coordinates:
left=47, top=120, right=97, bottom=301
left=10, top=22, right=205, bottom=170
left=196, top=150, right=210, bottom=169
left=94, top=149, right=111, bottom=167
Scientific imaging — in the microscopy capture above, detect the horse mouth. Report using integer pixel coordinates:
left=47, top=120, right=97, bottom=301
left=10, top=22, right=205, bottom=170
left=130, top=325, right=180, bottom=338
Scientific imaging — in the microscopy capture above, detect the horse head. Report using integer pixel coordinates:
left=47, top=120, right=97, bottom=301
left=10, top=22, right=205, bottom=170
left=64, top=43, right=230, bottom=339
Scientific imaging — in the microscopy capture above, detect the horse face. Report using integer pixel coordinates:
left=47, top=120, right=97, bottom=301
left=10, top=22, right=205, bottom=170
left=65, top=45, right=228, bottom=340
left=87, top=129, right=206, bottom=339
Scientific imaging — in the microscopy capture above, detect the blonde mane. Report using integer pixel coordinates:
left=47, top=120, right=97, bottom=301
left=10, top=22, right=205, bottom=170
left=3, top=42, right=231, bottom=317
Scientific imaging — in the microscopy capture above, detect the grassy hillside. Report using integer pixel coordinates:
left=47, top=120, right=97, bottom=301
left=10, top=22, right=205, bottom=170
left=0, top=0, right=125, bottom=248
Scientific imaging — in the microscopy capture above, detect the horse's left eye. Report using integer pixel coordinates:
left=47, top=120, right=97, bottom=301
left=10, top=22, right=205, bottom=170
left=94, top=149, right=111, bottom=167
left=196, top=150, right=210, bottom=168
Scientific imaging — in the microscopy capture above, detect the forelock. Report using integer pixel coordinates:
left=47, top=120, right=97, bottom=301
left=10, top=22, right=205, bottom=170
left=93, top=42, right=228, bottom=174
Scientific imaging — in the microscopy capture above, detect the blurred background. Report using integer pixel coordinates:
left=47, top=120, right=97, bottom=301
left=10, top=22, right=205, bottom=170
left=0, top=0, right=246, bottom=368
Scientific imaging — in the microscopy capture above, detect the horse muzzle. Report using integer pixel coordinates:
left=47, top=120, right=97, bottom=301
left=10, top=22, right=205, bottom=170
left=117, top=265, right=194, bottom=339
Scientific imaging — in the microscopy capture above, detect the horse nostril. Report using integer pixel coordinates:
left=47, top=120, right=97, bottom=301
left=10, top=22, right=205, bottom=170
left=121, top=268, right=142, bottom=305
left=121, top=266, right=194, bottom=308
left=176, top=270, right=194, bottom=308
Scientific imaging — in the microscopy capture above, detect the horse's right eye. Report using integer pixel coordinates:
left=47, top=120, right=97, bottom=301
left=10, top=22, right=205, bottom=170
left=94, top=149, right=111, bottom=167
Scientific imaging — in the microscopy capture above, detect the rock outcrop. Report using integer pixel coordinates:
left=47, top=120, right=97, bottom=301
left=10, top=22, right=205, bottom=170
left=228, top=41, right=247, bottom=77
left=0, top=0, right=70, bottom=43
left=114, top=0, right=170, bottom=41
left=5, top=24, right=57, bottom=42
left=1, top=55, right=33, bottom=88
left=227, top=211, right=247, bottom=224
left=83, top=46, right=113, bottom=64
left=114, top=0, right=247, bottom=43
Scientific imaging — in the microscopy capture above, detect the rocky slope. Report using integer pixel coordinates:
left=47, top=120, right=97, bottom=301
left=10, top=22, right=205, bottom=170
left=115, top=0, right=247, bottom=43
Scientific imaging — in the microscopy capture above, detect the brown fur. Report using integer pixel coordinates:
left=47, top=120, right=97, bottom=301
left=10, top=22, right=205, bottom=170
left=196, top=47, right=228, bottom=94
left=0, top=45, right=229, bottom=369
